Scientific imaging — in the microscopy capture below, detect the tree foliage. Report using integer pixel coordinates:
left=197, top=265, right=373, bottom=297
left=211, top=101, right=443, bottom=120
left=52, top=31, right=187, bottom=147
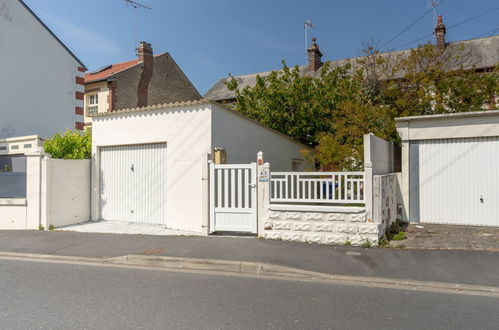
left=44, top=130, right=91, bottom=159
left=227, top=43, right=498, bottom=170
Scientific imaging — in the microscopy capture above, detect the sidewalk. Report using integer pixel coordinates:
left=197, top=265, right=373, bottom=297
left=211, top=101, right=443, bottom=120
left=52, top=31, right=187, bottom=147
left=0, top=230, right=498, bottom=288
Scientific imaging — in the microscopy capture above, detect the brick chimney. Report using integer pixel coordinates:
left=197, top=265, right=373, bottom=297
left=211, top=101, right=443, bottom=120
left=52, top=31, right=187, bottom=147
left=434, top=15, right=446, bottom=50
left=137, top=41, right=153, bottom=61
left=307, top=37, right=323, bottom=71
left=136, top=41, right=154, bottom=107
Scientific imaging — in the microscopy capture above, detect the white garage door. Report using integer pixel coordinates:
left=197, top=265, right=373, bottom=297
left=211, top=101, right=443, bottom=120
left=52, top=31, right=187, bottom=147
left=100, top=143, right=167, bottom=224
left=413, top=137, right=499, bottom=226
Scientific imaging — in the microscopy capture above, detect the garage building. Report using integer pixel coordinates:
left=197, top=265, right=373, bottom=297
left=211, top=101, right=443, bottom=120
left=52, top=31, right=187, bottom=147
left=397, top=110, right=499, bottom=226
left=90, top=99, right=308, bottom=234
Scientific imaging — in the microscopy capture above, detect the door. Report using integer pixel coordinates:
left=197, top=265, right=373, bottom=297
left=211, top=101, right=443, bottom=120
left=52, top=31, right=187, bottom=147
left=414, top=137, right=499, bottom=226
left=100, top=143, right=167, bottom=224
left=209, top=163, right=257, bottom=233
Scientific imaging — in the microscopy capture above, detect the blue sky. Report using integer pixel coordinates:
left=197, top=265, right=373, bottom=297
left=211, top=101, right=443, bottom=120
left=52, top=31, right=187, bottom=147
left=24, top=0, right=499, bottom=94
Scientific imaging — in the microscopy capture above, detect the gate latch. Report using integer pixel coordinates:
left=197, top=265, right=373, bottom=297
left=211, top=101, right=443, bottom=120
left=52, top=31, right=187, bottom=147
left=130, top=164, right=134, bottom=172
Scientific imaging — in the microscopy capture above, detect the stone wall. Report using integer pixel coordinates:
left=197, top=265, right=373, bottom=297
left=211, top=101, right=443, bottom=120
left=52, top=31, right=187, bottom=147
left=262, top=205, right=382, bottom=246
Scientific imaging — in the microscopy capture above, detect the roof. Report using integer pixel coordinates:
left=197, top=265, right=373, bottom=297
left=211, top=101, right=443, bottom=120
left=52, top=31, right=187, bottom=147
left=395, top=109, right=499, bottom=122
left=84, top=59, right=140, bottom=83
left=204, top=35, right=499, bottom=101
left=89, top=99, right=309, bottom=148
left=17, top=0, right=86, bottom=69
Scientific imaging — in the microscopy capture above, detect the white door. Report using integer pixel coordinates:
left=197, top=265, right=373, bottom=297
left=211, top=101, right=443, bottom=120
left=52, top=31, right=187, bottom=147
left=209, top=163, right=257, bottom=233
left=414, top=137, right=499, bottom=226
left=100, top=143, right=167, bottom=224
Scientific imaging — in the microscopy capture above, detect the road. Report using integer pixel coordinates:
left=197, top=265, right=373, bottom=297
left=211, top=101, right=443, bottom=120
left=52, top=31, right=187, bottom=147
left=0, top=259, right=497, bottom=329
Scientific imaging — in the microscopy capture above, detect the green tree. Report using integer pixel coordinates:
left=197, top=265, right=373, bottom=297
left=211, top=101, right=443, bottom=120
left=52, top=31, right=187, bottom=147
left=44, top=130, right=91, bottom=159
left=227, top=43, right=498, bottom=170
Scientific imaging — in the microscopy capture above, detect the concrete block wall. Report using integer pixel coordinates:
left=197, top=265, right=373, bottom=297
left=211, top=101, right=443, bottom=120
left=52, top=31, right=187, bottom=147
left=262, top=206, right=381, bottom=245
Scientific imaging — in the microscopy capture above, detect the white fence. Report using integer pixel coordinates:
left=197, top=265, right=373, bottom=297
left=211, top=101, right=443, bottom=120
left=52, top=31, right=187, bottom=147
left=270, top=172, right=365, bottom=204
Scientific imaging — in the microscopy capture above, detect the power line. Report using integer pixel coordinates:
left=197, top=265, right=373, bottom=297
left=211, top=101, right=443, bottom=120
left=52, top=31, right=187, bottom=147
left=380, top=8, right=434, bottom=50
left=395, top=6, right=499, bottom=49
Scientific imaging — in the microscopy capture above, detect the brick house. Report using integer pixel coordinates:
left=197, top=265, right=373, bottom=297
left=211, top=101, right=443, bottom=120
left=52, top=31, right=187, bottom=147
left=83, top=42, right=201, bottom=126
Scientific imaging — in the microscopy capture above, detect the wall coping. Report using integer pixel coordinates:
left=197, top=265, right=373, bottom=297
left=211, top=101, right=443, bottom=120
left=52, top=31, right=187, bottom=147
left=269, top=204, right=365, bottom=213
left=0, top=198, right=27, bottom=206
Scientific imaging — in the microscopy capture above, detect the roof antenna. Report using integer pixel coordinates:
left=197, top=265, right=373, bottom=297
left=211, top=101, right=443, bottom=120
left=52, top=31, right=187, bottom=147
left=427, top=0, right=440, bottom=40
left=123, top=0, right=151, bottom=53
left=304, top=19, right=315, bottom=60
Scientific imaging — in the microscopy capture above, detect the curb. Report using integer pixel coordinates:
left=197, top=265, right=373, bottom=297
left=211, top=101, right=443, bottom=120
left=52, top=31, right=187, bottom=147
left=1, top=251, right=498, bottom=297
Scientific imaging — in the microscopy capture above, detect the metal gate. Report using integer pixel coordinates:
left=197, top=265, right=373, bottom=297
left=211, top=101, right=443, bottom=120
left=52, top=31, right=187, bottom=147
left=209, top=163, right=257, bottom=233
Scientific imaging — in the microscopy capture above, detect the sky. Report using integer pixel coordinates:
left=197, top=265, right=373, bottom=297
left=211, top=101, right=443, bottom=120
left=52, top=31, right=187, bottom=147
left=23, top=0, right=499, bottom=94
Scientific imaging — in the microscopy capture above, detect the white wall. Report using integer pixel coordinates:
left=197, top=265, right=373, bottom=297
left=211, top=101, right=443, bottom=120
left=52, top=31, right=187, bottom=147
left=211, top=103, right=310, bottom=171
left=46, top=159, right=90, bottom=227
left=364, top=133, right=395, bottom=175
left=0, top=0, right=83, bottom=139
left=91, top=105, right=212, bottom=233
left=0, top=199, right=27, bottom=229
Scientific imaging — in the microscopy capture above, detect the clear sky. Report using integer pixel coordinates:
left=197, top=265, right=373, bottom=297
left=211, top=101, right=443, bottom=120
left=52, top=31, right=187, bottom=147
left=23, top=0, right=499, bottom=94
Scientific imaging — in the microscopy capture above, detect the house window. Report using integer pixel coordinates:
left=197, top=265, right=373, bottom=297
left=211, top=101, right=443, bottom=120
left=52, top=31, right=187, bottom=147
left=87, top=94, right=98, bottom=115
left=291, top=159, right=303, bottom=171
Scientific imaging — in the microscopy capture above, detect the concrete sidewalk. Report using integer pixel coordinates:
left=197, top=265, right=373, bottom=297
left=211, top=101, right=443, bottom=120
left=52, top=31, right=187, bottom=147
left=1, top=230, right=498, bottom=288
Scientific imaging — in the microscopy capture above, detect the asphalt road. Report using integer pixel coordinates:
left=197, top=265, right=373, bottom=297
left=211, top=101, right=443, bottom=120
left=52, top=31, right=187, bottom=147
left=0, top=259, right=498, bottom=329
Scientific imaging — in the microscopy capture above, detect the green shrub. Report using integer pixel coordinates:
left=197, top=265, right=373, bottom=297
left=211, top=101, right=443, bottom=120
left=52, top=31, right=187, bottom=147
left=392, top=232, right=406, bottom=241
left=44, top=130, right=91, bottom=159
left=48, top=225, right=55, bottom=231
left=378, top=235, right=390, bottom=247
left=39, top=225, right=45, bottom=231
left=360, top=239, right=372, bottom=248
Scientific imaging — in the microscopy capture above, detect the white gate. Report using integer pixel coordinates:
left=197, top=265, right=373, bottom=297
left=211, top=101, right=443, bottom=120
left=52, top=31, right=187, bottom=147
left=209, top=163, right=257, bottom=233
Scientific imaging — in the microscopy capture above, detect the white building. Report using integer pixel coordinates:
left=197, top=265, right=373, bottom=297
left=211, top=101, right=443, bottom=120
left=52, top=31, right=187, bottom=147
left=397, top=110, right=499, bottom=227
left=0, top=0, right=86, bottom=139
left=90, top=100, right=309, bottom=234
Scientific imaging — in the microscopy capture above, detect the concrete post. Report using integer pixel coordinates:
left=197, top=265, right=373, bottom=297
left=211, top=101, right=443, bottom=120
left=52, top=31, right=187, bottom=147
left=25, top=153, right=43, bottom=229
left=256, top=151, right=270, bottom=236
left=363, top=134, right=374, bottom=223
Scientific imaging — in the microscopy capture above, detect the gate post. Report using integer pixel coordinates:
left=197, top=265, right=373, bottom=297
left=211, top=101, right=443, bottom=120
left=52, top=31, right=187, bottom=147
left=256, top=151, right=270, bottom=237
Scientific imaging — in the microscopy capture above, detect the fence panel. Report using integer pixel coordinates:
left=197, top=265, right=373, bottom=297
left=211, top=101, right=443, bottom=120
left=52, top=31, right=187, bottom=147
left=270, top=172, right=364, bottom=204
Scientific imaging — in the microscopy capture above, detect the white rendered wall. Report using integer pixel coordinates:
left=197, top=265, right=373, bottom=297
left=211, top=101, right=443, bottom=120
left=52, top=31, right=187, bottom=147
left=46, top=159, right=90, bottom=227
left=211, top=104, right=310, bottom=171
left=0, top=0, right=81, bottom=139
left=91, top=105, right=212, bottom=233
left=0, top=199, right=27, bottom=229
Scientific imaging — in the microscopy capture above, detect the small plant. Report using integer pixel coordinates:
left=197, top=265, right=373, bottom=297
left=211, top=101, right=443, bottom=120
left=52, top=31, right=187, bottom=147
left=0, top=165, right=12, bottom=172
left=378, top=235, right=390, bottom=247
left=48, top=225, right=55, bottom=231
left=38, top=225, right=45, bottom=231
left=392, top=232, right=406, bottom=241
left=360, top=239, right=372, bottom=248
left=396, top=244, right=406, bottom=249
left=344, top=239, right=352, bottom=246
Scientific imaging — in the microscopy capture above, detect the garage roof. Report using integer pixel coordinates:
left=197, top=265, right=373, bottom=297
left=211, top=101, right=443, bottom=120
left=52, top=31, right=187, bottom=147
left=396, top=109, right=499, bottom=122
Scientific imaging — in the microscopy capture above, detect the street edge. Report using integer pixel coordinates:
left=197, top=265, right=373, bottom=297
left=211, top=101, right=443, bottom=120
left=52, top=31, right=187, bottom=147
left=0, top=251, right=498, bottom=297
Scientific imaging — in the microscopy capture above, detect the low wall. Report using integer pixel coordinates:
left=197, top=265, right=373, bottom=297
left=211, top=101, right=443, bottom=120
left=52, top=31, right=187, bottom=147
left=46, top=159, right=90, bottom=227
left=0, top=199, right=27, bottom=229
left=373, top=173, right=400, bottom=234
left=0, top=153, right=90, bottom=230
left=262, top=205, right=382, bottom=245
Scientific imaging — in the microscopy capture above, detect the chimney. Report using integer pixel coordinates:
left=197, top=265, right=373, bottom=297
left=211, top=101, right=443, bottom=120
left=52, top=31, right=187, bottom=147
left=136, top=42, right=154, bottom=107
left=307, top=37, right=323, bottom=71
left=137, top=41, right=153, bottom=61
left=434, top=15, right=446, bottom=50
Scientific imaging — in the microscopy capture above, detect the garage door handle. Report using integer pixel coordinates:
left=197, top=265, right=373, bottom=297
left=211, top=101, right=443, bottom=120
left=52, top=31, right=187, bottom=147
left=249, top=183, right=256, bottom=188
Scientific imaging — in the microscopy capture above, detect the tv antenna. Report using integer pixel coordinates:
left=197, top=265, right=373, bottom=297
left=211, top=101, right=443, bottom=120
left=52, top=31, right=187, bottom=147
left=304, top=19, right=315, bottom=59
left=427, top=0, right=440, bottom=37
left=123, top=0, right=151, bottom=51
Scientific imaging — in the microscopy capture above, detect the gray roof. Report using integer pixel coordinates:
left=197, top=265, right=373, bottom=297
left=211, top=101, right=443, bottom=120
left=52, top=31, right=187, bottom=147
left=204, top=35, right=499, bottom=102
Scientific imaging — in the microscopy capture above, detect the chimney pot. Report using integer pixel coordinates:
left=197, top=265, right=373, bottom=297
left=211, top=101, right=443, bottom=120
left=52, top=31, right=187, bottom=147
left=434, top=15, right=446, bottom=50
left=307, top=37, right=323, bottom=71
left=137, top=41, right=153, bottom=61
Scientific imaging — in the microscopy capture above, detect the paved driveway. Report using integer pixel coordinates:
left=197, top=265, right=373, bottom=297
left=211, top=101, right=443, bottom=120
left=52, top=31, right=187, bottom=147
left=390, top=224, right=499, bottom=251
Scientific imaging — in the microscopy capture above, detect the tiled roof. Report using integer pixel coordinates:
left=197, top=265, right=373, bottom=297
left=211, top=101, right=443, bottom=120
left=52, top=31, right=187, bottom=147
left=204, top=35, right=499, bottom=101
left=84, top=59, right=140, bottom=83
